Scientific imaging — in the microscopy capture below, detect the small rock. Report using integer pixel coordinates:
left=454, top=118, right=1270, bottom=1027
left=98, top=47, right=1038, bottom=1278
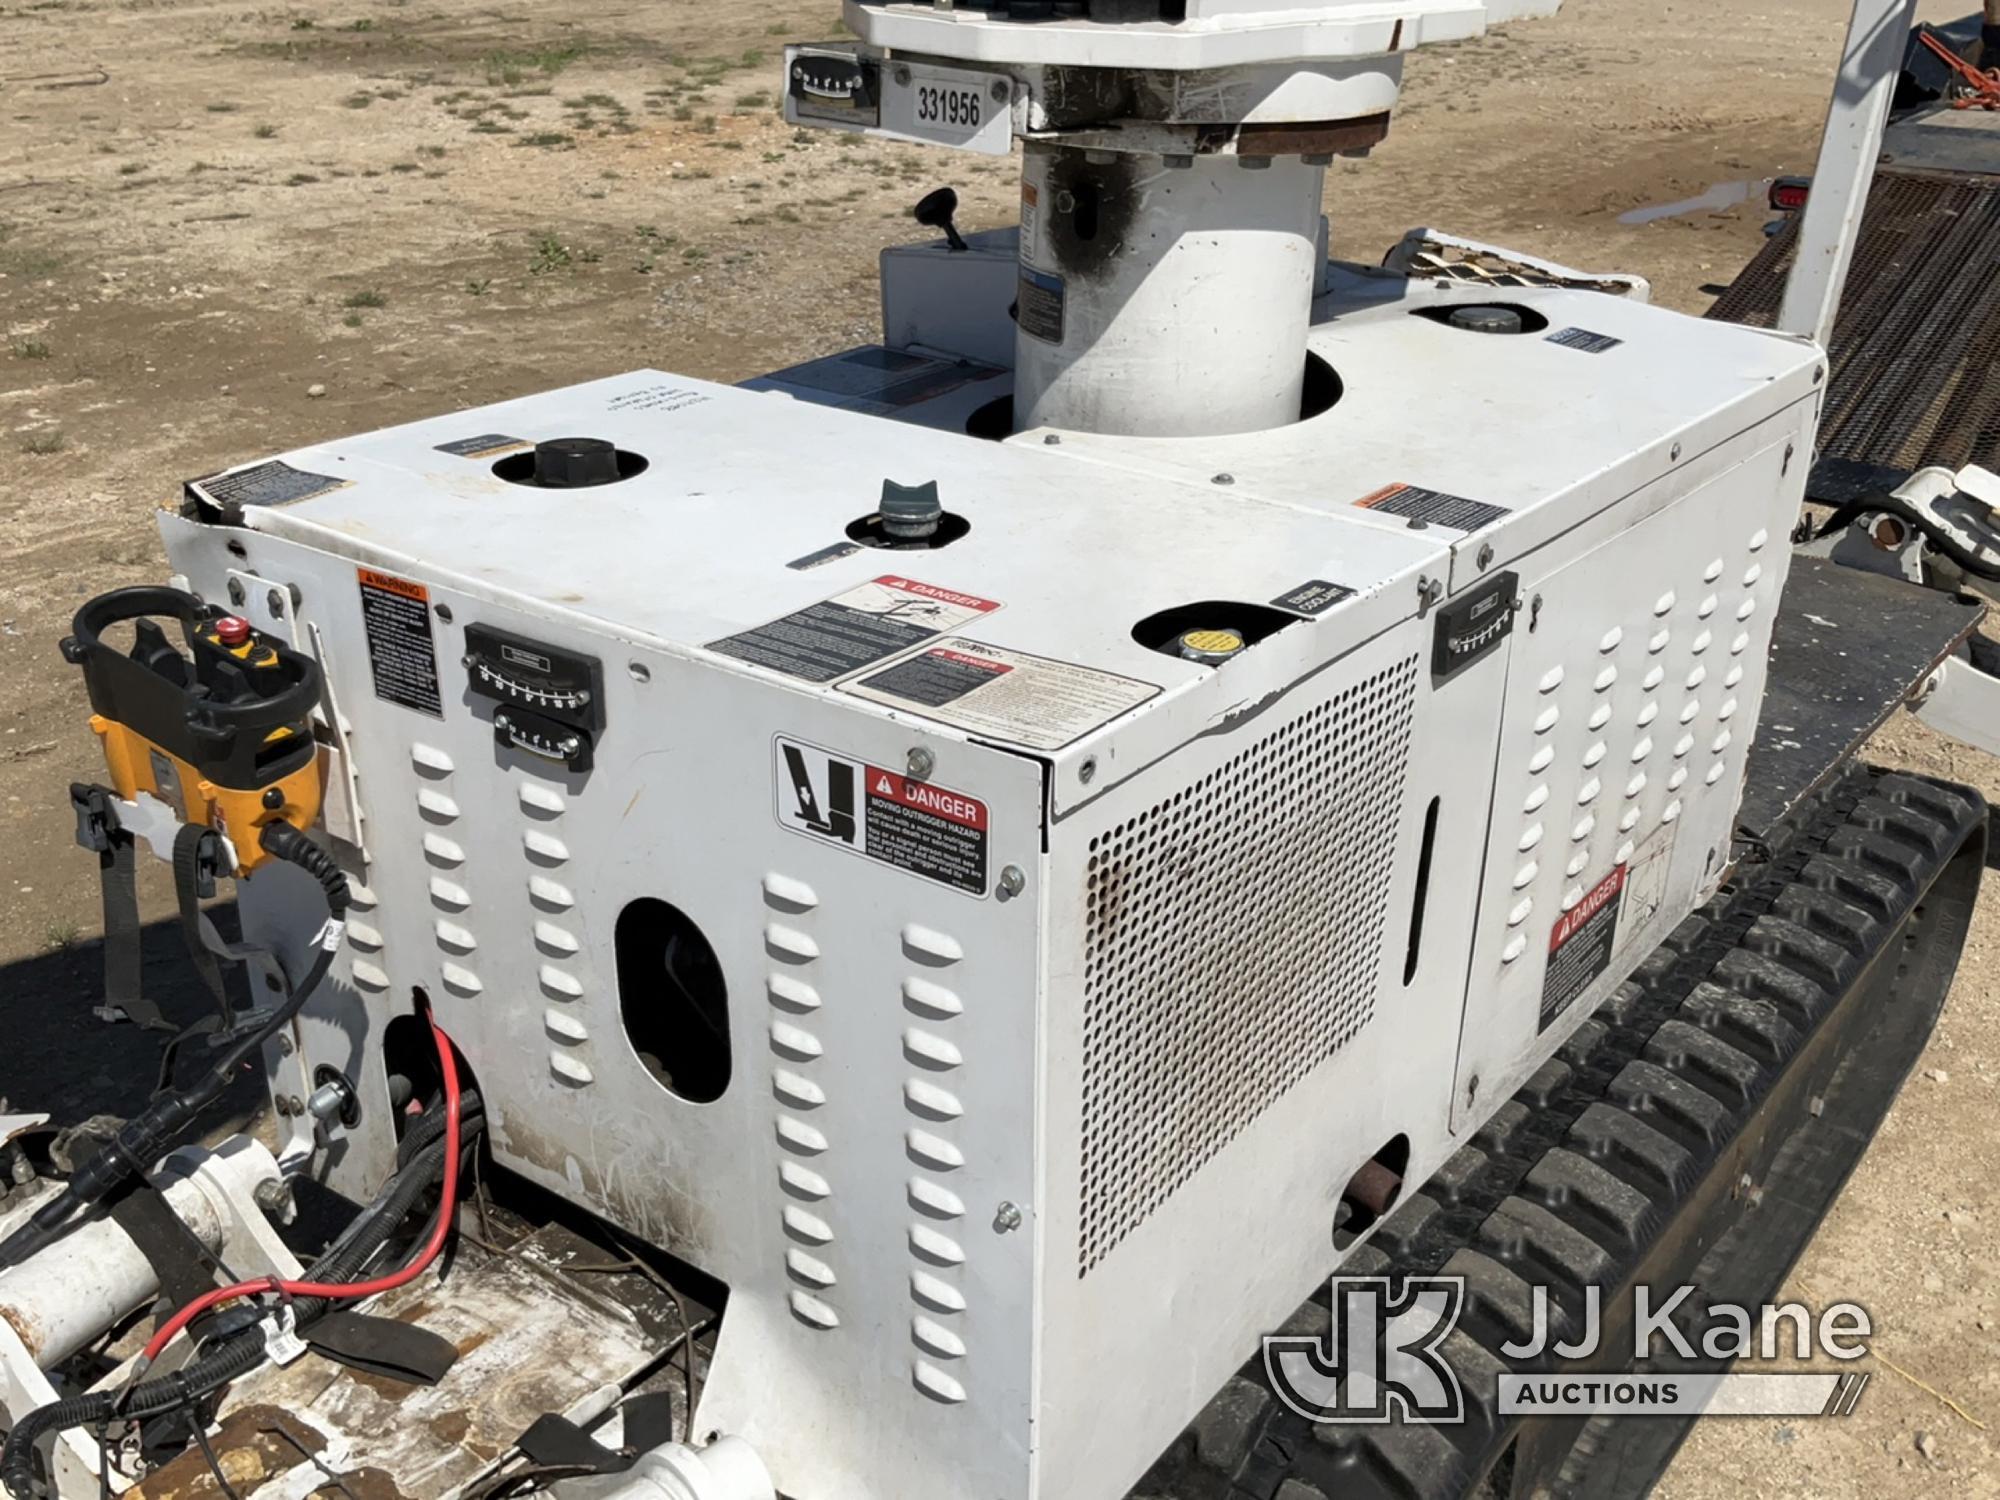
left=1916, top=1430, right=1938, bottom=1464
left=306, top=383, right=327, bottom=398
left=1923, top=1068, right=1949, bottom=1084
left=219, top=384, right=231, bottom=396
left=1924, top=1272, right=1946, bottom=1294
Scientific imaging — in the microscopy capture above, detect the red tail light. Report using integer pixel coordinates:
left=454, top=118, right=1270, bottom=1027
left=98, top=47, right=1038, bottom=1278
left=1771, top=177, right=1811, bottom=213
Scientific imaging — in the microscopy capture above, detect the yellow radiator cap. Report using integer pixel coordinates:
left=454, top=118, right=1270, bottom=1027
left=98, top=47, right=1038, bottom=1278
left=1177, top=628, right=1246, bottom=665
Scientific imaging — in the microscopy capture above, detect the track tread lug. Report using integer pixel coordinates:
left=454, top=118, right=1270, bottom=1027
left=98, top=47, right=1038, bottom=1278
left=1522, top=1148, right=1654, bottom=1252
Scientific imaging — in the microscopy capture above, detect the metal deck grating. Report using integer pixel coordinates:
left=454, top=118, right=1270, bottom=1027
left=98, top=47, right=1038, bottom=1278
left=1709, top=168, right=2000, bottom=475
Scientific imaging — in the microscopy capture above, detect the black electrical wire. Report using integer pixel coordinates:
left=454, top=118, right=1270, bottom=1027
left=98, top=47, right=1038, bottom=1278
left=0, top=1105, right=482, bottom=1500
left=0, top=823, right=351, bottom=1273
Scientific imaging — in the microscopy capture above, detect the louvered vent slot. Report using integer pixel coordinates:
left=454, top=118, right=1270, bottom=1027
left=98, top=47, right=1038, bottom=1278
left=1079, top=655, right=1420, bottom=1275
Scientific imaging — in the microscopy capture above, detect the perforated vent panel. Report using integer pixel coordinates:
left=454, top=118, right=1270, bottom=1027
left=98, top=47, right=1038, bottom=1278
left=1078, top=655, right=1420, bottom=1275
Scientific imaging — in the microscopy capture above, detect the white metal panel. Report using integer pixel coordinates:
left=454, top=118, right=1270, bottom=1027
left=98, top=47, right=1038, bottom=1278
left=162, top=520, right=1052, bottom=1500
left=849, top=0, right=1546, bottom=69
left=1449, top=417, right=1810, bottom=1127
left=1034, top=613, right=1508, bottom=1500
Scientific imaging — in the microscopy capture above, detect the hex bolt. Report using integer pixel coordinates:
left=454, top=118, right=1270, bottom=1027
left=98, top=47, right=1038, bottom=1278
left=1042, top=433, right=1062, bottom=446
left=996, top=865, right=1025, bottom=902
left=1212, top=472, right=1235, bottom=486
left=276, top=1034, right=294, bottom=1056
left=267, top=588, right=286, bottom=618
left=906, top=746, right=935, bottom=781
left=993, top=1202, right=1023, bottom=1233
left=227, top=578, right=247, bottom=607
left=893, top=64, right=912, bottom=86
left=253, top=1177, right=294, bottom=1217
left=1477, top=542, right=1495, bottom=571
left=991, top=78, right=1011, bottom=102
left=1670, top=442, right=1684, bottom=463
left=1079, top=757, right=1097, bottom=785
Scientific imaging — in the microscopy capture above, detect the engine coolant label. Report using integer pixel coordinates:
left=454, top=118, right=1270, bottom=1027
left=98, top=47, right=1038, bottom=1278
left=710, top=576, right=1001, bottom=684
left=775, top=736, right=989, bottom=895
left=843, top=639, right=1160, bottom=750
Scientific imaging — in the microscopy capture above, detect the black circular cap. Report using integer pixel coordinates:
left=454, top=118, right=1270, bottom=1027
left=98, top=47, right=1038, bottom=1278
left=534, top=437, right=623, bottom=489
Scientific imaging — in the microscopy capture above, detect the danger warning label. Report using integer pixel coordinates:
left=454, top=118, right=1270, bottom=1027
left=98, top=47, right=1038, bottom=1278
left=357, top=568, right=443, bottom=718
left=1539, top=864, right=1626, bottom=1034
left=774, top=736, right=989, bottom=894
left=843, top=638, right=1159, bottom=750
left=711, top=576, right=1001, bottom=684
left=1356, top=482, right=1511, bottom=534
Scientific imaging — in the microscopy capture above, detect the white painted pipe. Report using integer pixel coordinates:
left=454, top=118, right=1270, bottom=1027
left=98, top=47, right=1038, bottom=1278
left=554, top=1438, right=774, bottom=1500
left=1013, top=144, right=1326, bottom=438
left=0, top=1171, right=225, bottom=1366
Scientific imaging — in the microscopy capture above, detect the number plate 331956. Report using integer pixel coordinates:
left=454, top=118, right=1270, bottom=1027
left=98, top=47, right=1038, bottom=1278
left=884, top=62, right=1012, bottom=155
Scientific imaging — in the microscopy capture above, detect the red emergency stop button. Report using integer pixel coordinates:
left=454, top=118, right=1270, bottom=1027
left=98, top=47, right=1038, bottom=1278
left=215, top=616, right=251, bottom=646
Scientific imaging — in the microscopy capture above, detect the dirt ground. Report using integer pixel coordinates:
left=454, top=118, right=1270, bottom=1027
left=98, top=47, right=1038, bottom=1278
left=2, top=0, right=1997, bottom=1493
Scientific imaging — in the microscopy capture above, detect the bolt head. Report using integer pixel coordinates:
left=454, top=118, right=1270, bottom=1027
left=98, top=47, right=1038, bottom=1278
left=906, top=746, right=935, bottom=781
left=1477, top=542, right=1495, bottom=570
left=227, top=578, right=247, bottom=606
left=266, top=588, right=285, bottom=617
left=996, top=865, right=1025, bottom=902
left=993, top=1202, right=1023, bottom=1233
left=1079, top=757, right=1097, bottom=785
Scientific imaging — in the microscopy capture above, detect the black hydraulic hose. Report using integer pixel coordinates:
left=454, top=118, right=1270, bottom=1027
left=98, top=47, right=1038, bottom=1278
left=0, top=824, right=350, bottom=1273
left=1, top=1109, right=482, bottom=1499
left=1815, top=488, right=2000, bottom=582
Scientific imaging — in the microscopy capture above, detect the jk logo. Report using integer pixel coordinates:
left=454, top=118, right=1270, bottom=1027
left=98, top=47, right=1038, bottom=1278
left=1263, top=1276, right=1467, bottom=1425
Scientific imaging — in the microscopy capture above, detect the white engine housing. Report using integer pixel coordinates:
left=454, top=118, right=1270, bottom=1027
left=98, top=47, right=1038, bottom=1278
left=158, top=268, right=1820, bottom=1500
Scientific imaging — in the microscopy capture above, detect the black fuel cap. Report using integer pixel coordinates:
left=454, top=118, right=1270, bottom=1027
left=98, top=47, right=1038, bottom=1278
left=534, top=437, right=622, bottom=489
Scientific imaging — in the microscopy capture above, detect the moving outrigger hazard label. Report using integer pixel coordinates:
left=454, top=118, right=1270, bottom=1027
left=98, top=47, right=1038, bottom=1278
left=844, top=639, right=1159, bottom=750
left=711, top=576, right=1001, bottom=684
left=774, top=736, right=988, bottom=894
left=1539, top=865, right=1626, bottom=1033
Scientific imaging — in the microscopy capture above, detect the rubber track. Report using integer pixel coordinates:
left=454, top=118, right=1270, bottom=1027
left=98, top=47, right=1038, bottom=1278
left=1132, top=764, right=1984, bottom=1500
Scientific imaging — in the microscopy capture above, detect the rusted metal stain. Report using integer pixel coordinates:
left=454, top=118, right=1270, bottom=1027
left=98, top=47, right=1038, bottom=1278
left=1236, top=112, right=1392, bottom=157
left=213, top=1232, right=652, bottom=1500
left=129, top=1407, right=326, bottom=1500
left=0, top=1301, right=46, bottom=1362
